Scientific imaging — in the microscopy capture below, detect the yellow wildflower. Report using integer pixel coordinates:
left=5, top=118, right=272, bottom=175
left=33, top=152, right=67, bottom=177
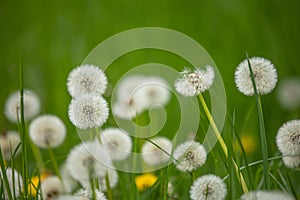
left=28, top=171, right=51, bottom=196
left=235, top=134, right=257, bottom=154
left=135, top=173, right=158, bottom=191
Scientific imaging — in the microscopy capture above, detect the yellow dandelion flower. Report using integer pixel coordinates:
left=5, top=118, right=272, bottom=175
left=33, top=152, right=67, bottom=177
left=28, top=171, right=51, bottom=196
left=235, top=134, right=257, bottom=154
left=135, top=173, right=158, bottom=191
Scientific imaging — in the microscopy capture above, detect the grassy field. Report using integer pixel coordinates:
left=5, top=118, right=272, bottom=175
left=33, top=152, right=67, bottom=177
left=0, top=0, right=299, bottom=199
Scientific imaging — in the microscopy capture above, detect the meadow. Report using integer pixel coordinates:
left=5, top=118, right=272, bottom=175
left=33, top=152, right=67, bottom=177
left=0, top=0, right=300, bottom=199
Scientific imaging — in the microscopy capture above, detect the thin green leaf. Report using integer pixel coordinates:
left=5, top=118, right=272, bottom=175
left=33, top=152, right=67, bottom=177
left=246, top=53, right=269, bottom=189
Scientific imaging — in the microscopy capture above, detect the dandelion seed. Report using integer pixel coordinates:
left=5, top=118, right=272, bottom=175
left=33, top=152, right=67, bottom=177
left=190, top=174, right=227, bottom=200
left=235, top=57, right=278, bottom=96
left=80, top=167, right=118, bottom=191
left=101, top=128, right=132, bottom=161
left=141, top=137, right=172, bottom=166
left=67, top=64, right=108, bottom=98
left=66, top=141, right=111, bottom=183
left=29, top=115, right=66, bottom=148
left=282, top=155, right=300, bottom=169
left=41, top=176, right=64, bottom=200
left=75, top=188, right=107, bottom=200
left=175, top=65, right=215, bottom=97
left=0, top=130, right=21, bottom=160
left=4, top=89, right=40, bottom=123
left=276, top=119, right=300, bottom=156
left=240, top=190, right=294, bottom=200
left=173, top=140, right=207, bottom=172
left=0, top=167, right=23, bottom=199
left=68, top=94, right=109, bottom=129
left=277, top=77, right=300, bottom=110
left=135, top=173, right=158, bottom=191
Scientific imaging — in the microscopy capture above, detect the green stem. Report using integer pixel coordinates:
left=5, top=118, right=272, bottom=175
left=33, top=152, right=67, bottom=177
left=105, top=173, right=113, bottom=200
left=47, top=147, right=62, bottom=180
left=19, top=63, right=29, bottom=199
left=90, top=176, right=96, bottom=200
left=198, top=93, right=248, bottom=193
left=246, top=54, right=269, bottom=189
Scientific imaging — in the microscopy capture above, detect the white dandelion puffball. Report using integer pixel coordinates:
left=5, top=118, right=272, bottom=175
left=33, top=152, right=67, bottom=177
left=60, top=162, right=78, bottom=193
left=190, top=174, right=227, bottom=200
left=173, top=140, right=207, bottom=172
left=240, top=190, right=294, bottom=200
left=66, top=141, right=111, bottom=183
left=277, top=77, right=300, bottom=110
left=75, top=188, right=107, bottom=200
left=56, top=195, right=81, bottom=200
left=282, top=155, right=300, bottom=169
left=141, top=137, right=173, bottom=166
left=101, top=128, right=132, bottom=161
left=113, top=75, right=147, bottom=119
left=4, top=89, right=40, bottom=123
left=0, top=130, right=21, bottom=160
left=80, top=167, right=119, bottom=191
left=41, top=176, right=64, bottom=200
left=235, top=57, right=278, bottom=96
left=175, top=65, right=215, bottom=97
left=67, top=64, right=108, bottom=98
left=276, top=119, right=300, bottom=156
left=29, top=114, right=66, bottom=148
left=0, top=167, right=23, bottom=199
left=115, top=75, right=146, bottom=102
left=68, top=94, right=109, bottom=129
left=134, top=77, right=171, bottom=108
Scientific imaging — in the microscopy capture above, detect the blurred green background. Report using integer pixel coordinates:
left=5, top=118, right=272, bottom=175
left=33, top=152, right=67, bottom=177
left=1, top=0, right=300, bottom=171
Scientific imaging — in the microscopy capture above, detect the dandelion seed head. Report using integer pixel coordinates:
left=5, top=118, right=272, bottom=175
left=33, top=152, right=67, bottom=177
left=4, top=89, right=40, bottom=123
left=29, top=115, right=66, bottom=148
left=101, top=128, right=132, bottom=161
left=282, top=155, right=300, bottom=169
left=134, top=77, right=171, bottom=108
left=0, top=130, right=21, bottom=160
left=175, top=65, right=215, bottom=96
left=66, top=141, right=111, bottom=183
left=0, top=167, right=23, bottom=199
left=41, top=176, right=64, bottom=200
left=141, top=137, right=172, bottom=166
left=240, top=190, right=294, bottom=200
left=173, top=141, right=207, bottom=172
left=190, top=174, right=227, bottom=200
left=67, top=64, right=108, bottom=98
left=276, top=119, right=300, bottom=156
left=75, top=188, right=107, bottom=200
left=80, top=167, right=118, bottom=191
left=235, top=57, right=278, bottom=96
left=68, top=95, right=109, bottom=129
left=277, top=77, right=300, bottom=110
left=60, top=163, right=77, bottom=193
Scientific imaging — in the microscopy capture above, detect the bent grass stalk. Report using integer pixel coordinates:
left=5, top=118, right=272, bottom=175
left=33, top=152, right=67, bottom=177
left=246, top=54, right=270, bottom=189
left=47, top=147, right=62, bottom=180
left=198, top=93, right=248, bottom=193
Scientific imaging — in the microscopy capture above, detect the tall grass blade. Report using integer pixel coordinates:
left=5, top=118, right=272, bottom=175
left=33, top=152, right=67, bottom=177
left=246, top=53, right=269, bottom=189
left=0, top=147, right=13, bottom=200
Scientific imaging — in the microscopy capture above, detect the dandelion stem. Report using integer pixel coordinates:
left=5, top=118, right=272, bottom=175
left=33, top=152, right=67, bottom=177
left=19, top=62, right=29, bottom=199
left=47, top=147, right=62, bottom=180
left=246, top=54, right=269, bottom=189
left=198, top=93, right=248, bottom=193
left=105, top=173, right=113, bottom=200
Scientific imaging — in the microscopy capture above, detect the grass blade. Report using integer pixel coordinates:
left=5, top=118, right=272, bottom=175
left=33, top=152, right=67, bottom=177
left=246, top=53, right=270, bottom=189
left=0, top=147, right=13, bottom=200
